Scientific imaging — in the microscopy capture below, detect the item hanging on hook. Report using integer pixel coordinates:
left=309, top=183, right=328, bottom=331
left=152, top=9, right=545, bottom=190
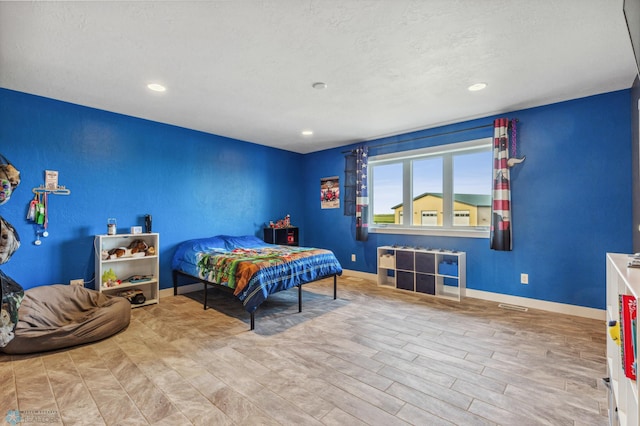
left=28, top=177, right=64, bottom=246
left=26, top=195, right=37, bottom=221
left=43, top=192, right=48, bottom=229
left=33, top=226, right=48, bottom=246
left=34, top=196, right=45, bottom=225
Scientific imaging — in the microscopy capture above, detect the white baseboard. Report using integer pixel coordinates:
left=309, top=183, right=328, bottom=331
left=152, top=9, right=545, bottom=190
left=464, top=288, right=605, bottom=320
left=340, top=269, right=605, bottom=320
left=161, top=269, right=605, bottom=320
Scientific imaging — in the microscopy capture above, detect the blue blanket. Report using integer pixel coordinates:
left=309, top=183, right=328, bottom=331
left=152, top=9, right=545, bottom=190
left=172, top=235, right=342, bottom=312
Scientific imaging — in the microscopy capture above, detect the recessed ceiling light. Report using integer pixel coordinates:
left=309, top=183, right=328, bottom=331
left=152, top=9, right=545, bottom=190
left=301, top=130, right=314, bottom=136
left=312, top=82, right=327, bottom=90
left=468, top=82, right=487, bottom=92
left=147, top=83, right=166, bottom=92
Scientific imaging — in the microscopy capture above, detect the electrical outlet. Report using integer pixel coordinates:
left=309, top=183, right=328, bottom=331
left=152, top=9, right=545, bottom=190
left=70, top=279, right=84, bottom=286
left=351, top=254, right=356, bottom=262
left=520, top=273, right=528, bottom=284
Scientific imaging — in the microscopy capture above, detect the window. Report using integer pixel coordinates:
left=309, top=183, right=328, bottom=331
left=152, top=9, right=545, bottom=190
left=369, top=138, right=492, bottom=238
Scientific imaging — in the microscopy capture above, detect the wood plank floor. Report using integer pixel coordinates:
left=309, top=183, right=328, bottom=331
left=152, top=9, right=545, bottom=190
left=0, top=276, right=609, bottom=425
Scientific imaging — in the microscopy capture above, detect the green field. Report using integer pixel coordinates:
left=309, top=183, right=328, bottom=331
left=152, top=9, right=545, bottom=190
left=373, top=214, right=395, bottom=224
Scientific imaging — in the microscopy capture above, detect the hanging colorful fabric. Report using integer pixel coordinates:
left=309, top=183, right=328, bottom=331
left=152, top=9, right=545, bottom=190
left=355, top=146, right=369, bottom=241
left=0, top=270, right=25, bottom=347
left=0, top=216, right=20, bottom=264
left=0, top=154, right=20, bottom=205
left=0, top=180, right=11, bottom=206
left=490, top=118, right=512, bottom=251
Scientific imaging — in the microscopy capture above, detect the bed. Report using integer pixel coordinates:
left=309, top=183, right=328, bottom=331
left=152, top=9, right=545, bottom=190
left=171, top=235, right=343, bottom=329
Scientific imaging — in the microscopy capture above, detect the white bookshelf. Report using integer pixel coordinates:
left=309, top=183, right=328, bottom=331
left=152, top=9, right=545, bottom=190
left=94, top=233, right=159, bottom=308
left=606, top=252, right=640, bottom=425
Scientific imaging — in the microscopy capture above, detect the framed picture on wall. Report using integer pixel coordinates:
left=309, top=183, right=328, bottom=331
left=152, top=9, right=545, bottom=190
left=45, top=170, right=58, bottom=189
left=321, top=176, right=340, bottom=209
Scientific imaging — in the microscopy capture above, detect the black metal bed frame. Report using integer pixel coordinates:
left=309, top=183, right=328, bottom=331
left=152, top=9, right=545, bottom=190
left=172, top=270, right=338, bottom=330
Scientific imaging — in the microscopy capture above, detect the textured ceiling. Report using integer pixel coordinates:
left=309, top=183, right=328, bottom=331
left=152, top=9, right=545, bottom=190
left=1, top=1, right=637, bottom=154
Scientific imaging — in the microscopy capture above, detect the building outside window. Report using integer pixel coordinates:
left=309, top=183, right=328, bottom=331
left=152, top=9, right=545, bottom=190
left=369, top=138, right=492, bottom=237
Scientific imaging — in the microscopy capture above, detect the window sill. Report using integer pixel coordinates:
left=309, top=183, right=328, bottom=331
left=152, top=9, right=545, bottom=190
left=370, top=225, right=489, bottom=239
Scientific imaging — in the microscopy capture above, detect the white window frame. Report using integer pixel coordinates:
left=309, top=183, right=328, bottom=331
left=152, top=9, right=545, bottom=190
left=368, top=137, right=491, bottom=238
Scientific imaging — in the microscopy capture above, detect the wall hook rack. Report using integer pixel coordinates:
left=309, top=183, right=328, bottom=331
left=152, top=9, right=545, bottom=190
left=32, top=185, right=71, bottom=196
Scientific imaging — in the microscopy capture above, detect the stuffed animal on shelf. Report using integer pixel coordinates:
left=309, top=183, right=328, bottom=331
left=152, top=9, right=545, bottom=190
left=108, top=247, right=126, bottom=258
left=128, top=239, right=148, bottom=254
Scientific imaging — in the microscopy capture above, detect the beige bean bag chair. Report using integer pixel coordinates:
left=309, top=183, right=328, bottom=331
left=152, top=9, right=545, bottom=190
left=1, top=284, right=130, bottom=354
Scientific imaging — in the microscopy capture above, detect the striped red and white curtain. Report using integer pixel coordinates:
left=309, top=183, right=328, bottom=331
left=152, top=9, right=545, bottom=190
left=490, top=118, right=512, bottom=251
left=355, top=146, right=369, bottom=241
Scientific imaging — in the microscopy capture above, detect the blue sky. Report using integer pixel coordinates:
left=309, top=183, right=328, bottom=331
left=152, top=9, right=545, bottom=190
left=371, top=151, right=492, bottom=215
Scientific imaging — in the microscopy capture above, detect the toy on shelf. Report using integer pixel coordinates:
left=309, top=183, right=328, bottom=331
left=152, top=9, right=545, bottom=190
left=117, top=288, right=146, bottom=305
left=609, top=320, right=621, bottom=346
left=101, top=239, right=155, bottom=260
left=101, top=268, right=120, bottom=288
left=268, top=214, right=292, bottom=229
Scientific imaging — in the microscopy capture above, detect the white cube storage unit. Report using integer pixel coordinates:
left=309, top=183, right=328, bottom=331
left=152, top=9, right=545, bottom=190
left=606, top=252, right=640, bottom=425
left=377, top=246, right=465, bottom=301
left=95, top=233, right=160, bottom=308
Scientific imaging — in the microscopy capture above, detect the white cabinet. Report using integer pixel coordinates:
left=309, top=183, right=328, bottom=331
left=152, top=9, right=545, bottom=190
left=94, top=233, right=159, bottom=308
left=377, top=246, right=466, bottom=301
left=606, top=253, right=640, bottom=425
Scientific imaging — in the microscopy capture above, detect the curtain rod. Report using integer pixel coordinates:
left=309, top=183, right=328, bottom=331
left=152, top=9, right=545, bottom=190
left=342, top=121, right=513, bottom=154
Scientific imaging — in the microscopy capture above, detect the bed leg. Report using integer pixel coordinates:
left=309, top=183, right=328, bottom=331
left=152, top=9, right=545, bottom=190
left=250, top=312, right=255, bottom=330
left=298, top=285, right=302, bottom=312
left=173, top=270, right=178, bottom=296
left=203, top=283, right=208, bottom=310
left=333, top=275, right=337, bottom=300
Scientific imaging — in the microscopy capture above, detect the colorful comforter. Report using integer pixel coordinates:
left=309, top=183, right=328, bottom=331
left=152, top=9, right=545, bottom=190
left=171, top=235, right=342, bottom=312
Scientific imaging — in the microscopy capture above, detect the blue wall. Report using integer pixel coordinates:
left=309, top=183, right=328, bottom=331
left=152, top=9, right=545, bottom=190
left=0, top=88, right=633, bottom=310
left=0, top=88, right=304, bottom=290
left=302, top=90, right=633, bottom=310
